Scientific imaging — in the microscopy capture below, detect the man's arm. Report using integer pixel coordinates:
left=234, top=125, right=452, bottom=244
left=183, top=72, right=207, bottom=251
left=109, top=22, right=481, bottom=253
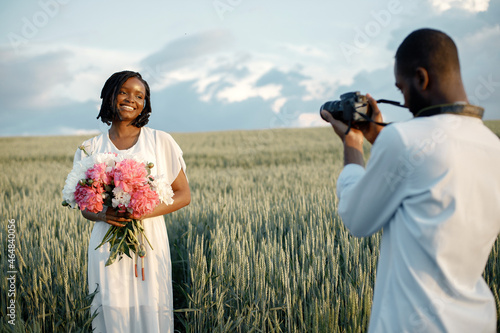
left=321, top=94, right=385, bottom=167
left=337, top=126, right=407, bottom=236
left=322, top=95, right=406, bottom=237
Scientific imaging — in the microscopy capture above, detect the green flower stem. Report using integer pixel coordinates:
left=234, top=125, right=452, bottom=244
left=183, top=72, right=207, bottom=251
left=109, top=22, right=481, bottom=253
left=94, top=219, right=154, bottom=268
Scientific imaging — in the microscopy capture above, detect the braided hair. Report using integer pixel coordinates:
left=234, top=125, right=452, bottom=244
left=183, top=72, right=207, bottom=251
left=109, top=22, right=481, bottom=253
left=97, top=70, right=152, bottom=127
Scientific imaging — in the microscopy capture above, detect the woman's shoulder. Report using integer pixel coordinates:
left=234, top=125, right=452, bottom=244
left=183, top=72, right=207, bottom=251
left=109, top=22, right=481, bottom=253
left=143, top=127, right=178, bottom=145
left=143, top=127, right=184, bottom=159
left=79, top=132, right=105, bottom=153
left=83, top=132, right=104, bottom=143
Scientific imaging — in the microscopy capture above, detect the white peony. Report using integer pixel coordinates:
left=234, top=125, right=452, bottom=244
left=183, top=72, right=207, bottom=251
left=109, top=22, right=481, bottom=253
left=62, top=152, right=117, bottom=208
left=114, top=152, right=145, bottom=164
left=111, top=186, right=131, bottom=208
left=150, top=175, right=174, bottom=205
left=62, top=170, right=81, bottom=208
left=93, top=153, right=117, bottom=168
left=62, top=155, right=95, bottom=208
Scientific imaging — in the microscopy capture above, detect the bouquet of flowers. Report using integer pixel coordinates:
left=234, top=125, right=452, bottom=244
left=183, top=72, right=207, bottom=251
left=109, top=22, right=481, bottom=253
left=62, top=146, right=174, bottom=279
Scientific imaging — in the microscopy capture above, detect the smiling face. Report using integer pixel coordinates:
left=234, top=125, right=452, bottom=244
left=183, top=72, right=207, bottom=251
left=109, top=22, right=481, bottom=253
left=115, top=77, right=146, bottom=122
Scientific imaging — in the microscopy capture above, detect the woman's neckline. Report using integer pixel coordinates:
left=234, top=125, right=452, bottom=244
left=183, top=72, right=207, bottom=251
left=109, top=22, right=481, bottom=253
left=107, top=127, right=143, bottom=151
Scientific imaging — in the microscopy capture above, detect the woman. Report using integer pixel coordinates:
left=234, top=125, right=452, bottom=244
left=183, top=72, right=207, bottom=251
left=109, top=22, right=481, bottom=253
left=73, top=70, right=190, bottom=332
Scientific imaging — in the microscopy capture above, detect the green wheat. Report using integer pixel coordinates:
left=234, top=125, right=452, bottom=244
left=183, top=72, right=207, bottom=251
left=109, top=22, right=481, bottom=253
left=1, top=123, right=499, bottom=332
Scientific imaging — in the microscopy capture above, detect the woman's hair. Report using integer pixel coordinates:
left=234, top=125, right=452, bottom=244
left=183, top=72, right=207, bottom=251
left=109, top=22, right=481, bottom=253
left=97, top=70, right=152, bottom=127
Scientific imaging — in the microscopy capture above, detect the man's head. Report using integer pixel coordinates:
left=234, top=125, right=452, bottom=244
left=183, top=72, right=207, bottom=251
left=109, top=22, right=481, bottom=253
left=394, top=28, right=466, bottom=115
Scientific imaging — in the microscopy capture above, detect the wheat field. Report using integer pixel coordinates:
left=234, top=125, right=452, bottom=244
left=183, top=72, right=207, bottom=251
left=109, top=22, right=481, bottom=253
left=1, top=122, right=499, bottom=332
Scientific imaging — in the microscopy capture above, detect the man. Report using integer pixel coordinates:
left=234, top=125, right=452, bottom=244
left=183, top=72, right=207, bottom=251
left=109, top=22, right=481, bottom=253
left=321, top=28, right=500, bottom=332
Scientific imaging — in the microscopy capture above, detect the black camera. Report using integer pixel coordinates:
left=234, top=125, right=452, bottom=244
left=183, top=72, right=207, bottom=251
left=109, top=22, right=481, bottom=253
left=320, top=91, right=369, bottom=125
left=320, top=91, right=406, bottom=133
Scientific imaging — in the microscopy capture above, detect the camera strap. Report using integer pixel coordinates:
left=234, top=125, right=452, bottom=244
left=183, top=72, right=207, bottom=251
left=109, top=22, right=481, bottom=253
left=346, top=102, right=484, bottom=134
left=353, top=110, right=389, bottom=126
left=344, top=112, right=389, bottom=135
left=415, top=103, right=484, bottom=119
left=346, top=98, right=404, bottom=133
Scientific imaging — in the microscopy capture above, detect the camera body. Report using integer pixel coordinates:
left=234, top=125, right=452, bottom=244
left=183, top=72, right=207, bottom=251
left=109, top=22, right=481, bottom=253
left=320, top=91, right=369, bottom=125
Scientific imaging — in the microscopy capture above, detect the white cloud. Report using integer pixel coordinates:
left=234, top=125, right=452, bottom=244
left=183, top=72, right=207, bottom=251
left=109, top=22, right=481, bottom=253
left=457, top=24, right=500, bottom=118
left=461, top=23, right=500, bottom=47
left=2, top=0, right=499, bottom=137
left=56, top=127, right=101, bottom=136
left=294, top=113, right=328, bottom=128
left=301, top=79, right=339, bottom=102
left=141, top=51, right=302, bottom=104
left=429, top=0, right=489, bottom=12
left=211, top=59, right=305, bottom=103
left=279, top=43, right=329, bottom=59
left=0, top=45, right=145, bottom=111
left=140, top=30, right=234, bottom=73
left=217, top=83, right=282, bottom=103
left=272, top=97, right=287, bottom=113
left=49, top=46, right=144, bottom=104
left=0, top=47, right=72, bottom=110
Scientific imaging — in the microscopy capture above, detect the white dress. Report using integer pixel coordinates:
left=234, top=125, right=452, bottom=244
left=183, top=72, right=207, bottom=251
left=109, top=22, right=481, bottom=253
left=73, top=127, right=186, bottom=333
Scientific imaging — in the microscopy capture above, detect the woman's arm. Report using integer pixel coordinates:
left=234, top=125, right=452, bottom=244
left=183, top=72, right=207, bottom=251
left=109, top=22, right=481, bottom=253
left=140, top=169, right=191, bottom=219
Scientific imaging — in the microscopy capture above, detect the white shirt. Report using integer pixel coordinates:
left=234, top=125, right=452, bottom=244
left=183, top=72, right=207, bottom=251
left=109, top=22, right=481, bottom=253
left=336, top=114, right=500, bottom=332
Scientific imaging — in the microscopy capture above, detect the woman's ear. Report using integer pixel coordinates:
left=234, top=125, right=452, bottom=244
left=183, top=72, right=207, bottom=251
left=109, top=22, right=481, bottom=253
left=414, top=67, right=429, bottom=91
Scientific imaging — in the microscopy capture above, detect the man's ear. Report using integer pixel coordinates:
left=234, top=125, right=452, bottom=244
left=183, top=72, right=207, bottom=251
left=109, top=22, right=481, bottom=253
left=414, top=67, right=429, bottom=91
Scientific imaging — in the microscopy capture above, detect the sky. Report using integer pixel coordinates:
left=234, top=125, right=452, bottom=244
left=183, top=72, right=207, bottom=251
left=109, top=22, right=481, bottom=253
left=0, top=0, right=499, bottom=137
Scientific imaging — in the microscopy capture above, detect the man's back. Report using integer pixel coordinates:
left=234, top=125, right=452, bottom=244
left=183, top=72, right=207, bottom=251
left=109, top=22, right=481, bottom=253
left=336, top=114, right=500, bottom=332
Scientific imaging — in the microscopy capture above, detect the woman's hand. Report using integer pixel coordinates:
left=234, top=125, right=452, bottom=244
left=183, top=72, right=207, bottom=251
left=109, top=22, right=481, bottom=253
left=82, top=206, right=132, bottom=227
left=102, top=207, right=133, bottom=227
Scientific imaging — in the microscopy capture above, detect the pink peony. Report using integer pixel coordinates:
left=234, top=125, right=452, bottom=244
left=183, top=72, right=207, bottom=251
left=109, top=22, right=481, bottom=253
left=128, top=185, right=159, bottom=219
left=86, top=163, right=111, bottom=184
left=74, top=183, right=104, bottom=213
left=116, top=204, right=127, bottom=213
left=113, top=159, right=148, bottom=192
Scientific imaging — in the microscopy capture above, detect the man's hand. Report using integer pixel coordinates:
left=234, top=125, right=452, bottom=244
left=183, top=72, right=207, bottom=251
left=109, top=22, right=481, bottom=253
left=321, top=93, right=384, bottom=144
left=321, top=92, right=387, bottom=167
left=320, top=109, right=363, bottom=144
left=361, top=93, right=384, bottom=144
left=320, top=109, right=365, bottom=167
